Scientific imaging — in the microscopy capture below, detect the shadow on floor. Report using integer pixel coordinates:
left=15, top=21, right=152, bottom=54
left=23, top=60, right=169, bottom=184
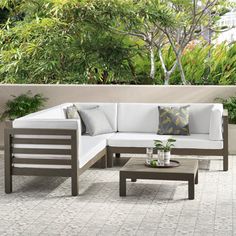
left=2, top=156, right=210, bottom=199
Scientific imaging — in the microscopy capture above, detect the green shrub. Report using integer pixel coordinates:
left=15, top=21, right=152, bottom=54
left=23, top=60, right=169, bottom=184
left=216, top=96, right=236, bottom=124
left=0, top=91, right=47, bottom=121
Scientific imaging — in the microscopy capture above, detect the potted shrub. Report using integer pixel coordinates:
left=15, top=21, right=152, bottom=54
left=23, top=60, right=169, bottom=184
left=0, top=91, right=47, bottom=126
left=216, top=96, right=236, bottom=154
left=154, top=138, right=176, bottom=165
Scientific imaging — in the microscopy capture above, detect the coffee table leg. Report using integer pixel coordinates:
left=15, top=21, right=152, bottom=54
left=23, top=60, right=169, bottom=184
left=120, top=173, right=126, bottom=197
left=195, top=170, right=198, bottom=184
left=188, top=177, right=195, bottom=200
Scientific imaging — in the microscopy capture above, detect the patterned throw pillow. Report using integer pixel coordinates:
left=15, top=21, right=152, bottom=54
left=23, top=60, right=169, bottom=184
left=65, top=105, right=86, bottom=134
left=158, top=106, right=190, bottom=135
left=66, top=105, right=80, bottom=119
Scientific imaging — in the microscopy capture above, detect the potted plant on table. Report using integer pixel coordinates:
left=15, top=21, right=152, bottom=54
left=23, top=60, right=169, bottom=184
left=154, top=138, right=176, bottom=165
left=0, top=91, right=47, bottom=126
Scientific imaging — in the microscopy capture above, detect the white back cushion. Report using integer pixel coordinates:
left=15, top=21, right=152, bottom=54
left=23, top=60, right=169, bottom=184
left=16, top=103, right=71, bottom=120
left=209, top=104, right=223, bottom=140
left=188, top=104, right=213, bottom=134
left=118, top=103, right=158, bottom=133
left=155, top=103, right=215, bottom=134
left=117, top=103, right=222, bottom=134
left=13, top=103, right=79, bottom=137
left=13, top=102, right=223, bottom=138
left=75, top=103, right=118, bottom=131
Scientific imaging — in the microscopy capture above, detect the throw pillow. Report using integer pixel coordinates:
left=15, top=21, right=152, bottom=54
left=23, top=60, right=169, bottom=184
left=66, top=105, right=80, bottom=119
left=76, top=105, right=99, bottom=134
left=79, top=107, right=113, bottom=136
left=158, top=106, right=190, bottom=135
left=65, top=105, right=86, bottom=134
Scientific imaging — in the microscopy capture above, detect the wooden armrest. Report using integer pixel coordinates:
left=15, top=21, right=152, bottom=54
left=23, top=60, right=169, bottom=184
left=223, top=109, right=228, bottom=117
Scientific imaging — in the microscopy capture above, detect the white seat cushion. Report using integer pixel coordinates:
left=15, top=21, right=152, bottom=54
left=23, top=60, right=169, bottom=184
left=79, top=133, right=114, bottom=168
left=107, top=132, right=223, bottom=149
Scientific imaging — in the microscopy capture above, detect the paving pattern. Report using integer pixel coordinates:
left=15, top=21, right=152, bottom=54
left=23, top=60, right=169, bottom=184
left=0, top=152, right=235, bottom=236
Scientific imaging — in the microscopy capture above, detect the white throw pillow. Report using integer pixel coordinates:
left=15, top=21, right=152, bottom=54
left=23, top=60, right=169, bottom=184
left=209, top=107, right=223, bottom=140
left=79, top=107, right=113, bottom=136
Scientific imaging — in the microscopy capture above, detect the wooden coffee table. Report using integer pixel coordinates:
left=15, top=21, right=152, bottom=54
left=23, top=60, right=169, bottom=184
left=119, top=157, right=198, bottom=200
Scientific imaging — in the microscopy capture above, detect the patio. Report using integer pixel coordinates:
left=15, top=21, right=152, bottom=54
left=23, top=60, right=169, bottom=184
left=0, top=0, right=236, bottom=235
left=0, top=150, right=235, bottom=236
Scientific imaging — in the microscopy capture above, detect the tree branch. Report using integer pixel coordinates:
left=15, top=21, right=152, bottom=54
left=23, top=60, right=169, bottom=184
left=158, top=47, right=167, bottom=74
left=109, top=27, right=147, bottom=40
left=169, top=60, right=178, bottom=75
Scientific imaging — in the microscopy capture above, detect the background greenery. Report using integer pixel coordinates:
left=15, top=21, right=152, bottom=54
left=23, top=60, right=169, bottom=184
left=0, top=0, right=235, bottom=85
left=216, top=96, right=236, bottom=124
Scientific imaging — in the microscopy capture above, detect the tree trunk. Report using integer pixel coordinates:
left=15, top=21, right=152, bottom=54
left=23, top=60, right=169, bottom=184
left=165, top=31, right=188, bottom=85
left=158, top=47, right=178, bottom=85
left=164, top=72, right=170, bottom=85
left=176, top=53, right=187, bottom=85
left=149, top=45, right=155, bottom=80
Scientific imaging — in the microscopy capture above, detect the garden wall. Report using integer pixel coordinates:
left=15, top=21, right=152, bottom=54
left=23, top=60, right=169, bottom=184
left=0, top=85, right=236, bottom=153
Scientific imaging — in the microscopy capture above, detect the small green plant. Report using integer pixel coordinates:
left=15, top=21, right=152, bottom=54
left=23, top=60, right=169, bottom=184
left=0, top=91, right=47, bottom=121
left=216, top=96, right=236, bottom=124
left=154, top=138, right=176, bottom=152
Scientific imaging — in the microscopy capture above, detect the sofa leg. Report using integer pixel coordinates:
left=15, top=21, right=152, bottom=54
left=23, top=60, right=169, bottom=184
left=4, top=130, right=12, bottom=194
left=107, top=148, right=114, bottom=168
left=5, top=156, right=12, bottom=193
left=5, top=174, right=12, bottom=194
left=115, top=153, right=120, bottom=158
left=71, top=176, right=79, bottom=196
left=101, top=154, right=107, bottom=168
left=223, top=154, right=228, bottom=171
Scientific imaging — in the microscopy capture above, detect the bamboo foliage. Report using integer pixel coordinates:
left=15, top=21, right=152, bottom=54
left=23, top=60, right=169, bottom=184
left=0, top=0, right=235, bottom=85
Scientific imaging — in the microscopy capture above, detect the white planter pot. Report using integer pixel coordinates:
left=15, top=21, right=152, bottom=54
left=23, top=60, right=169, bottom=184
left=164, top=151, right=171, bottom=165
left=229, top=124, right=236, bottom=155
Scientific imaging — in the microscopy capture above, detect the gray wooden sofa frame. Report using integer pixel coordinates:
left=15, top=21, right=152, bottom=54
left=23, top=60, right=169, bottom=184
left=4, top=110, right=228, bottom=196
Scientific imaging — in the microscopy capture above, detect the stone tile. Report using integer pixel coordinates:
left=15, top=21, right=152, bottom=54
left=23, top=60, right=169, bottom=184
left=98, top=227, right=120, bottom=236
left=213, top=231, right=233, bottom=236
left=135, top=229, right=156, bottom=236
left=155, top=228, right=176, bottom=236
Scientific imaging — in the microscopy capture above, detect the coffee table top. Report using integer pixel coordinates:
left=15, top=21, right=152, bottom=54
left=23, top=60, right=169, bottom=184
left=121, top=157, right=198, bottom=175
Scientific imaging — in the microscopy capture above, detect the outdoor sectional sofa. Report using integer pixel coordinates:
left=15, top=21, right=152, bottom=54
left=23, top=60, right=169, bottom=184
left=4, top=103, right=228, bottom=196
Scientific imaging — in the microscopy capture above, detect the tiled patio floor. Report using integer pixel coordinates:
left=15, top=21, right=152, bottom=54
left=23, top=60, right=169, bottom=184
left=0, top=152, right=235, bottom=236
